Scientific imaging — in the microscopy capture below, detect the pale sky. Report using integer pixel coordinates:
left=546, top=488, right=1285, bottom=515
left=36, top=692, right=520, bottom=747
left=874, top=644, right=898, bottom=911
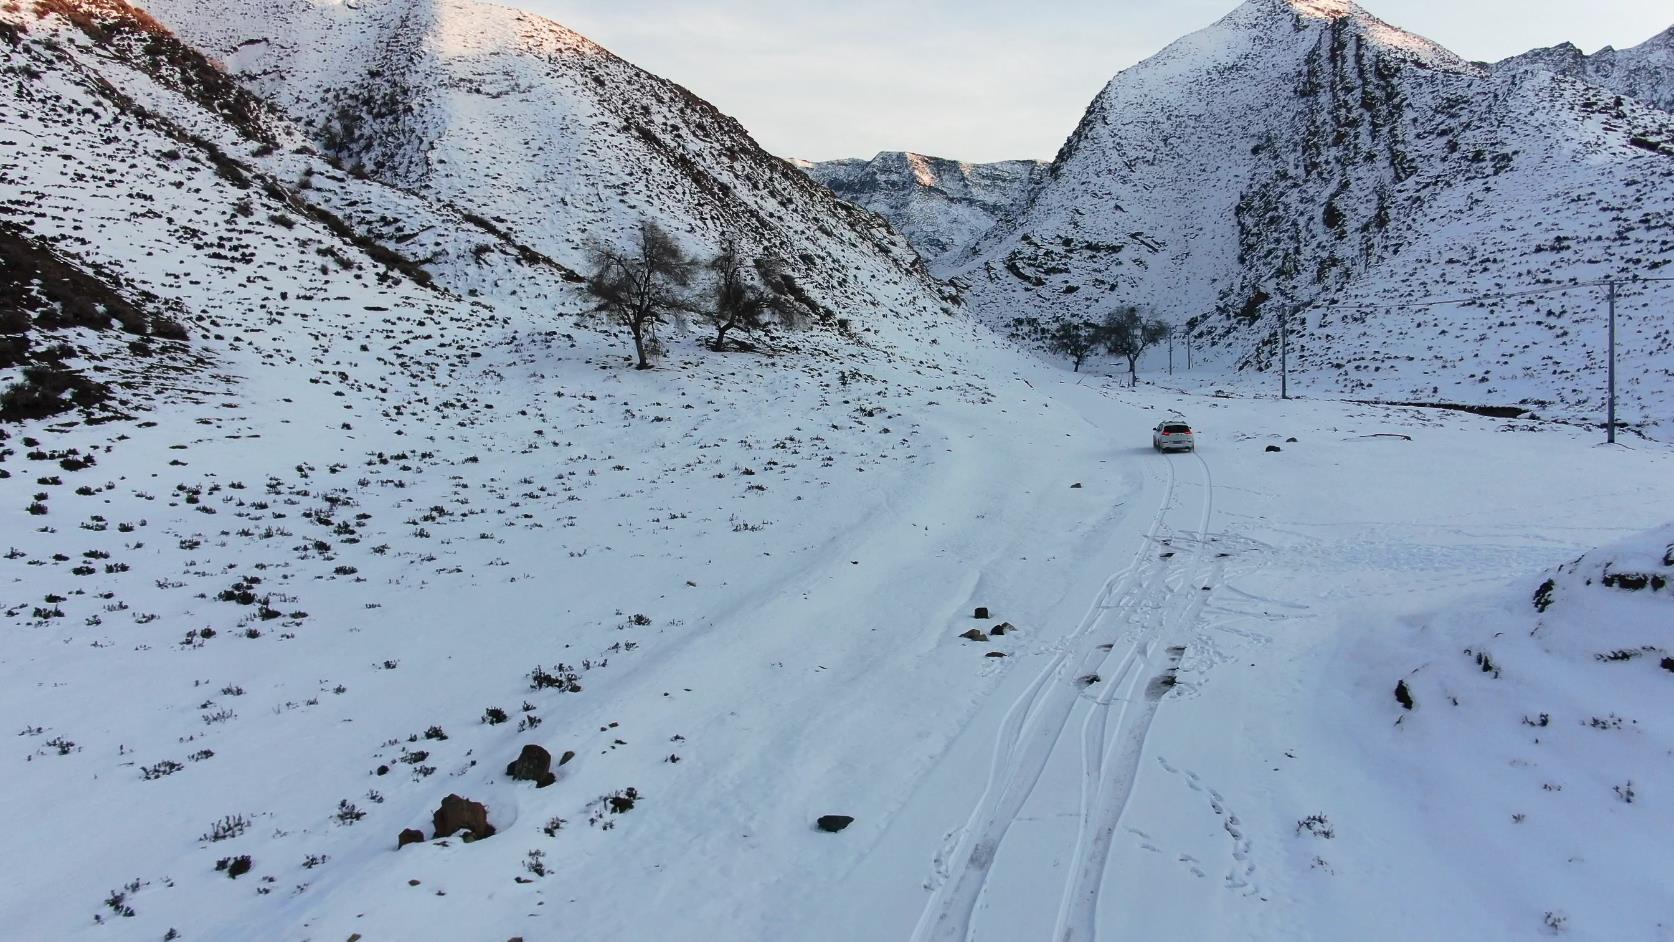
left=533, top=0, right=1672, bottom=163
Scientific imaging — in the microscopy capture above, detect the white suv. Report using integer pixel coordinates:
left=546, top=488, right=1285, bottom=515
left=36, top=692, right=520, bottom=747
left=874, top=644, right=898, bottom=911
left=1152, top=420, right=1195, bottom=453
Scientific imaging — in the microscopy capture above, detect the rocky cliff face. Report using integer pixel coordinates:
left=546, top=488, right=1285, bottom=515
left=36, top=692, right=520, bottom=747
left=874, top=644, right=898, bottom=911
left=794, top=152, right=1045, bottom=273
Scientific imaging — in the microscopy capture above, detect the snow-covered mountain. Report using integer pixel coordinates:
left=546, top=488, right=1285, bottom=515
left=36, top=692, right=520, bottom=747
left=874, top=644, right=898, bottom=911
left=949, top=0, right=1674, bottom=433
left=793, top=152, right=1045, bottom=274
left=1496, top=26, right=1674, bottom=114
left=137, top=0, right=952, bottom=324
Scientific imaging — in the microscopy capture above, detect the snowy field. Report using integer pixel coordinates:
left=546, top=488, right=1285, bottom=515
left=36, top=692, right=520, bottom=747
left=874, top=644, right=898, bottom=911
left=5, top=336, right=1669, bottom=941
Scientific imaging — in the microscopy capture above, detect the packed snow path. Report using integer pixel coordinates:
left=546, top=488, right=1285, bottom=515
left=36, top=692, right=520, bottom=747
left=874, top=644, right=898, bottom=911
left=916, top=446, right=1218, bottom=942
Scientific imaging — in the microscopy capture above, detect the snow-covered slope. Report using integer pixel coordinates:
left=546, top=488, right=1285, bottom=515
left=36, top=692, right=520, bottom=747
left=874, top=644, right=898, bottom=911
left=137, top=0, right=952, bottom=324
left=793, top=152, right=1046, bottom=274
left=952, top=0, right=1674, bottom=433
left=1496, top=26, right=1674, bottom=114
left=1323, top=521, right=1674, bottom=938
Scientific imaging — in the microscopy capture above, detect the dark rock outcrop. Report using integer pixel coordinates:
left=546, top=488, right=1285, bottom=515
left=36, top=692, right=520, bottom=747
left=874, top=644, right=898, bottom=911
left=506, top=744, right=557, bottom=787
left=433, top=794, right=495, bottom=841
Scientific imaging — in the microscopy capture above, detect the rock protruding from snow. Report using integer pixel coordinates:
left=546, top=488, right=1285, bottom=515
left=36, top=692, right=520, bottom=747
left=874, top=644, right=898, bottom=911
left=815, top=815, right=854, bottom=833
left=506, top=744, right=557, bottom=787
left=432, top=794, right=494, bottom=841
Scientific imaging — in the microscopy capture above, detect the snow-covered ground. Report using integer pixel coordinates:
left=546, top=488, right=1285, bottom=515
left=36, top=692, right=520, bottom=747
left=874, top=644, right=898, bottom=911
left=6, top=333, right=1670, bottom=940
left=4, top=1, right=1672, bottom=940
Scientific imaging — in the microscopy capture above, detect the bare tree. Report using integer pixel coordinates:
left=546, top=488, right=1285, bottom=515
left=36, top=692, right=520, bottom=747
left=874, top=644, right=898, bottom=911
left=585, top=220, right=698, bottom=369
left=1047, top=319, right=1101, bottom=372
left=706, top=244, right=800, bottom=351
left=1099, top=306, right=1171, bottom=386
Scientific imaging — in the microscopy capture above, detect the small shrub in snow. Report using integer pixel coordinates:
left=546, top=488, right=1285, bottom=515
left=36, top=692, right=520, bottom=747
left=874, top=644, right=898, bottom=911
left=140, top=760, right=183, bottom=780
left=334, top=800, right=366, bottom=825
left=482, top=706, right=509, bottom=725
left=200, top=815, right=248, bottom=843
left=523, top=849, right=548, bottom=877
left=1296, top=814, right=1335, bottom=839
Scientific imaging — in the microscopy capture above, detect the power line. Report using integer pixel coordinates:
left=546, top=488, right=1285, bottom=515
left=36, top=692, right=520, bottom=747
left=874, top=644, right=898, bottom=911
left=1242, top=274, right=1672, bottom=443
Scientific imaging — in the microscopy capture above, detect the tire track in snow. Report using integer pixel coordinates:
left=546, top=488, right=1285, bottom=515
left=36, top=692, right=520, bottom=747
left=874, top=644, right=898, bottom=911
left=1053, top=449, right=1217, bottom=941
left=911, top=452, right=1193, bottom=942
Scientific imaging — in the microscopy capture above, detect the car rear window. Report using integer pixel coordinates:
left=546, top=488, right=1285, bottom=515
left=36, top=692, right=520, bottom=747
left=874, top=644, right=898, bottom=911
left=1162, top=424, right=1191, bottom=433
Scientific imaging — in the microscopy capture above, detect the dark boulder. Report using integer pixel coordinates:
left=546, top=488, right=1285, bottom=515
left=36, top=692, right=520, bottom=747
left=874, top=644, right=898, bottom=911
left=1265, top=445, right=1282, bottom=453
left=506, top=744, right=557, bottom=787
left=433, top=794, right=495, bottom=841
left=816, top=815, right=854, bottom=833
left=1395, top=680, right=1415, bottom=710
left=397, top=828, right=425, bottom=849
left=974, top=606, right=991, bottom=619
left=959, top=628, right=988, bottom=642
left=990, top=622, right=1013, bottom=636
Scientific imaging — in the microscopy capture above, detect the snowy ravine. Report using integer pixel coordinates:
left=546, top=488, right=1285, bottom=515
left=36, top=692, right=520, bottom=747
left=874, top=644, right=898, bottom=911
left=3, top=1, right=1674, bottom=941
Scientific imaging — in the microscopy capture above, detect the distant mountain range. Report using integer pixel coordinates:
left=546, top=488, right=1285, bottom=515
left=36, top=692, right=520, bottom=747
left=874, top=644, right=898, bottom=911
left=791, top=153, right=1044, bottom=274
left=1494, top=26, right=1674, bottom=113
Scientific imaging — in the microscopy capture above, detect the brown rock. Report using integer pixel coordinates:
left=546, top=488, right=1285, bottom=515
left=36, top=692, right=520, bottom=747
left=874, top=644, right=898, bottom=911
left=506, top=744, right=556, bottom=787
left=432, top=794, right=495, bottom=841
left=959, top=628, right=988, bottom=642
left=397, top=828, right=425, bottom=849
left=974, top=606, right=991, bottom=619
left=990, top=622, right=1014, bottom=636
left=559, top=749, right=576, bottom=767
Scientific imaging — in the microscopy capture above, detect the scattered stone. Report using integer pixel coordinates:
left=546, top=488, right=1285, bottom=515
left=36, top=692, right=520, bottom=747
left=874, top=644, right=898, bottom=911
left=1078, top=673, right=1100, bottom=686
left=959, top=628, right=988, bottom=642
left=432, top=794, right=495, bottom=841
left=1070, top=482, right=1083, bottom=489
left=397, top=828, right=425, bottom=850
left=1286, top=437, right=1298, bottom=443
left=974, top=606, right=991, bottom=619
left=990, top=622, right=1014, bottom=636
left=506, top=744, right=557, bottom=787
left=816, top=815, right=854, bottom=833
left=1395, top=680, right=1415, bottom=710
left=985, top=651, right=1007, bottom=658
left=1265, top=445, right=1282, bottom=453
left=559, top=750, right=576, bottom=766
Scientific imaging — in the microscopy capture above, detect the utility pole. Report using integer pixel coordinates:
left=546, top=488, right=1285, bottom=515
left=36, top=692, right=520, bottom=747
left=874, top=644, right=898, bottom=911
left=1187, top=331, right=1192, bottom=370
left=1606, top=279, right=1617, bottom=445
left=1280, top=306, right=1290, bottom=400
left=1168, top=329, right=1174, bottom=375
